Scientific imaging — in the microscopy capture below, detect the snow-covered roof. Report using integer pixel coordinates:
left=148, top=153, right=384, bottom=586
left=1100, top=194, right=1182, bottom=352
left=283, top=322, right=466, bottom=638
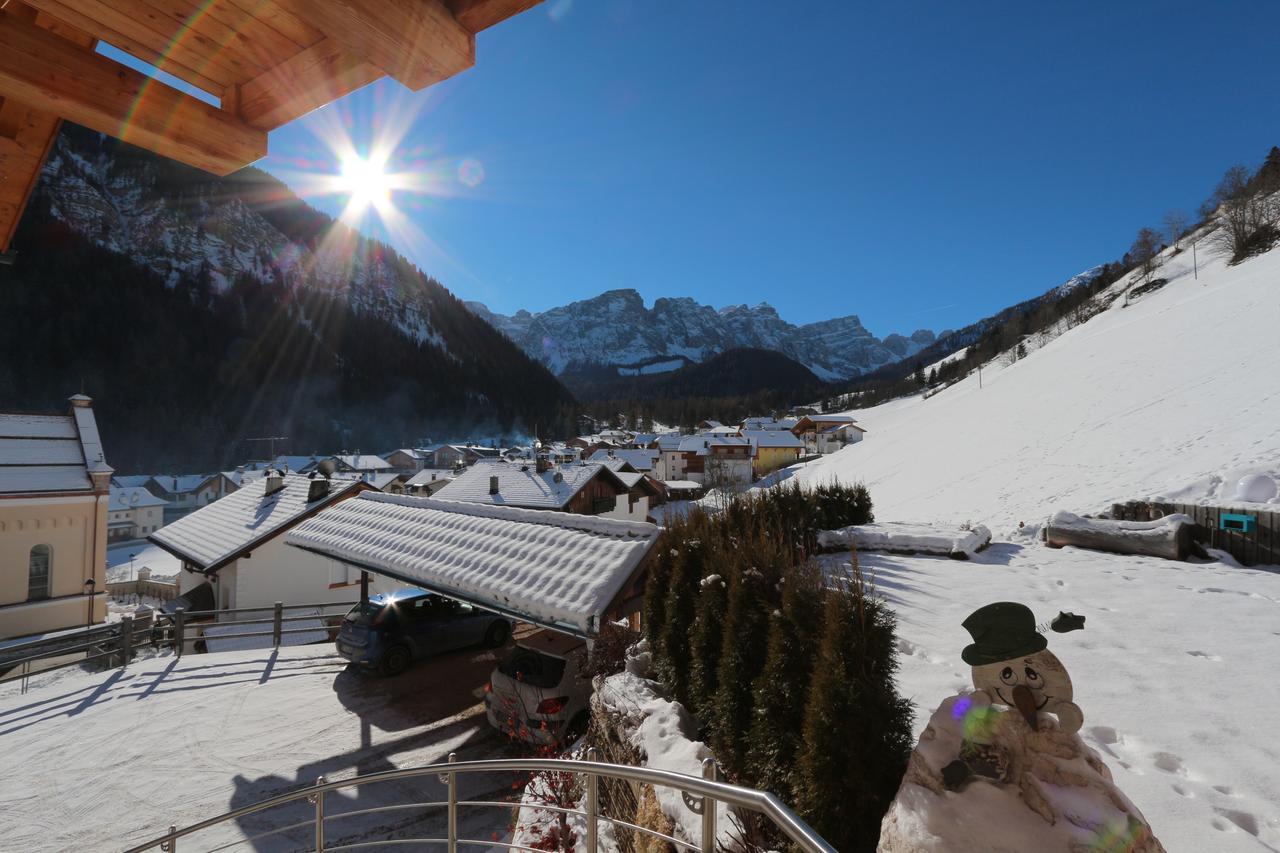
left=588, top=449, right=659, bottom=471
left=150, top=474, right=216, bottom=495
left=369, top=472, right=406, bottom=490
left=821, top=423, right=867, bottom=435
left=0, top=400, right=111, bottom=495
left=109, top=486, right=167, bottom=511
left=676, top=435, right=752, bottom=455
left=149, top=474, right=365, bottom=571
left=630, top=433, right=658, bottom=446
left=433, top=460, right=625, bottom=510
left=703, top=426, right=743, bottom=436
left=804, top=414, right=857, bottom=425
left=741, top=429, right=804, bottom=449
left=285, top=493, right=660, bottom=636
left=405, top=469, right=454, bottom=487
left=112, top=474, right=153, bottom=488
left=334, top=454, right=392, bottom=471
left=663, top=480, right=703, bottom=490
left=653, top=434, right=684, bottom=450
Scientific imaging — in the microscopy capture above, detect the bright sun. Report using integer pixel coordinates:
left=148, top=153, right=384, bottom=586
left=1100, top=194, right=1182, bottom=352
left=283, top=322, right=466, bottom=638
left=337, top=154, right=393, bottom=216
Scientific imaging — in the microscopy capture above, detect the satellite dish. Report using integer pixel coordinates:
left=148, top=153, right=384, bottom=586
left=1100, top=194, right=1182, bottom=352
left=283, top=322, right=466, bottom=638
left=318, top=459, right=337, bottom=478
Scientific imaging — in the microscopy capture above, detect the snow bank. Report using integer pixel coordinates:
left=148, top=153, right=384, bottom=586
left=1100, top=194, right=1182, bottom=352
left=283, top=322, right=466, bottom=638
left=592, top=645, right=737, bottom=848
left=819, top=521, right=993, bottom=559
left=1044, top=511, right=1198, bottom=561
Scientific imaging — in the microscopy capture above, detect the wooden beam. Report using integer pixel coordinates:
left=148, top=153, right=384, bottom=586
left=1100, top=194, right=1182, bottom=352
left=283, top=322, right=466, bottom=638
left=240, top=37, right=384, bottom=130
left=20, top=0, right=233, bottom=96
left=0, top=104, right=62, bottom=252
left=447, top=0, right=543, bottom=33
left=0, top=9, right=265, bottom=174
left=276, top=0, right=474, bottom=91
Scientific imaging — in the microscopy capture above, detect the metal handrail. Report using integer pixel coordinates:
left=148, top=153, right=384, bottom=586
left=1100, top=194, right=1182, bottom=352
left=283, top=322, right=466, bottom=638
left=122, top=754, right=836, bottom=853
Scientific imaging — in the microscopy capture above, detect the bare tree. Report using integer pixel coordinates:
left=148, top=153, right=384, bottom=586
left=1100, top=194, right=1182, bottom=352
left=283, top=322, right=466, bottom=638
left=1209, top=164, right=1280, bottom=263
left=1162, top=209, right=1188, bottom=250
left=1124, top=227, right=1162, bottom=306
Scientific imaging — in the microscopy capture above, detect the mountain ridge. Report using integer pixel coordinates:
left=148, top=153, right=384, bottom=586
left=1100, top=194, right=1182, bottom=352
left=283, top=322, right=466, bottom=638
left=468, top=290, right=938, bottom=381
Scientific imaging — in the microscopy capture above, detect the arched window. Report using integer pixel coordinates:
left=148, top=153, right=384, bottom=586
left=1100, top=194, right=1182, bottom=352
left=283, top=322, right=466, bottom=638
left=28, top=545, right=51, bottom=601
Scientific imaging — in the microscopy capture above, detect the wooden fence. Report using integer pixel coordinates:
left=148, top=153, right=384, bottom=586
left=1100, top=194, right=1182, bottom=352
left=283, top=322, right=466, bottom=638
left=1111, top=501, right=1279, bottom=567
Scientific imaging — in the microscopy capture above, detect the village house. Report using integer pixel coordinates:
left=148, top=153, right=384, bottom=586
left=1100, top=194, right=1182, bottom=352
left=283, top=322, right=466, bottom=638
left=150, top=471, right=383, bottom=615
left=588, top=447, right=660, bottom=475
left=741, top=429, right=805, bottom=476
left=792, top=414, right=866, bottom=453
left=370, top=472, right=410, bottom=495
left=650, top=433, right=688, bottom=481
left=385, top=448, right=438, bottom=473
left=676, top=435, right=754, bottom=487
left=595, top=458, right=665, bottom=521
left=0, top=394, right=111, bottom=641
left=316, top=453, right=394, bottom=481
left=433, top=458, right=638, bottom=520
left=106, top=486, right=167, bottom=543
left=741, top=416, right=799, bottom=432
left=404, top=469, right=455, bottom=496
left=146, top=472, right=239, bottom=521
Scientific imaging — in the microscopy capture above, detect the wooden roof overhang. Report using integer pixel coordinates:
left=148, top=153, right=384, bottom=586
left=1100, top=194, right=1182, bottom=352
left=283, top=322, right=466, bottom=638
left=0, top=0, right=542, bottom=251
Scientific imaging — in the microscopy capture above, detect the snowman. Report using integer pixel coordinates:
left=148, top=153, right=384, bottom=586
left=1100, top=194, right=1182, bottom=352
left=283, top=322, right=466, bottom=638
left=942, top=601, right=1085, bottom=790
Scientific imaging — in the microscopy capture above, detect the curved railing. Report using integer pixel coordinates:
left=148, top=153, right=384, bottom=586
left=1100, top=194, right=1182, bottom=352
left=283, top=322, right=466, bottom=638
left=122, top=751, right=836, bottom=853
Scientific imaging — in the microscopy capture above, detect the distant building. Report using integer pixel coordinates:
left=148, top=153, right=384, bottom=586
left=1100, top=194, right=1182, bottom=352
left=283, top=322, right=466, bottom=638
left=792, top=415, right=865, bottom=454
left=404, top=469, right=455, bottom=496
left=676, top=436, right=754, bottom=486
left=0, top=394, right=111, bottom=641
left=386, top=448, right=437, bottom=473
left=741, top=429, right=805, bottom=475
left=324, top=454, right=393, bottom=481
left=146, top=472, right=238, bottom=521
left=150, top=472, right=381, bottom=613
left=107, top=486, right=167, bottom=542
left=433, top=459, right=635, bottom=519
left=369, top=472, right=409, bottom=495
left=588, top=448, right=660, bottom=474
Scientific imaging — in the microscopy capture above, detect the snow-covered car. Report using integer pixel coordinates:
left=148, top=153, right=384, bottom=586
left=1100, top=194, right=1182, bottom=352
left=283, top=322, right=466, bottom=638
left=337, top=590, right=511, bottom=676
left=485, top=629, right=590, bottom=746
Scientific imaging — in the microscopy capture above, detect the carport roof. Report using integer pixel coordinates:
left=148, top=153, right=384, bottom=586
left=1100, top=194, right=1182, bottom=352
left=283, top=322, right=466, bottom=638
left=285, top=493, right=660, bottom=637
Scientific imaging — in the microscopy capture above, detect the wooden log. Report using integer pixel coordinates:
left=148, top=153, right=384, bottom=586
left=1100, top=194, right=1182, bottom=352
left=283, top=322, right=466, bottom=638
left=1044, top=511, right=1196, bottom=561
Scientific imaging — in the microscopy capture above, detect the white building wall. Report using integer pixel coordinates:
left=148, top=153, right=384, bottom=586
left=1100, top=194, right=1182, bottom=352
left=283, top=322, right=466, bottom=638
left=603, top=494, right=650, bottom=523
left=229, top=536, right=397, bottom=612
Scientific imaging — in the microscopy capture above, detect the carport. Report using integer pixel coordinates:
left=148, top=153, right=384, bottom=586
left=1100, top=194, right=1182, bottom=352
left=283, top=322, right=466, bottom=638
left=285, top=493, right=661, bottom=639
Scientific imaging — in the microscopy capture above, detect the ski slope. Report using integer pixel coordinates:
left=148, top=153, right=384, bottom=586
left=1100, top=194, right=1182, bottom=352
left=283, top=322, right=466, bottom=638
left=795, top=240, right=1280, bottom=532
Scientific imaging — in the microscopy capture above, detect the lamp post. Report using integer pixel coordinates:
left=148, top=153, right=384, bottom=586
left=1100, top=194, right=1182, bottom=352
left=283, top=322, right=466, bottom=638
left=129, top=552, right=137, bottom=581
left=83, top=578, right=96, bottom=630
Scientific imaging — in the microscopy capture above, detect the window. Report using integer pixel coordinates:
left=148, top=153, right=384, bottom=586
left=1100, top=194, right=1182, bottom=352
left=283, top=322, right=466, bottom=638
left=28, top=545, right=51, bottom=601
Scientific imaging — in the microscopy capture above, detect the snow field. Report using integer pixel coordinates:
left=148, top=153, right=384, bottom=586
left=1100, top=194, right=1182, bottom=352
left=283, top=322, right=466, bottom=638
left=824, top=543, right=1280, bottom=851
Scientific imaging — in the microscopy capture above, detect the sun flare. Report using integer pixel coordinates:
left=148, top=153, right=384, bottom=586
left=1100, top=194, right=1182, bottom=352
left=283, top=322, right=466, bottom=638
left=337, top=153, right=394, bottom=216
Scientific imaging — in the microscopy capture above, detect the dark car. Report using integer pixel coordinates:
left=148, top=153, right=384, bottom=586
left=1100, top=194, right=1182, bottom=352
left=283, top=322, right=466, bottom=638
left=337, top=589, right=511, bottom=676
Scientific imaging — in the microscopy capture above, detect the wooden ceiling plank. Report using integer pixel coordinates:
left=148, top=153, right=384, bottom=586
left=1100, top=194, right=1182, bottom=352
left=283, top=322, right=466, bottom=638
left=21, top=0, right=238, bottom=93
left=0, top=100, right=62, bottom=252
left=447, top=0, right=543, bottom=33
left=239, top=37, right=383, bottom=130
left=223, top=0, right=325, bottom=50
left=115, top=0, right=272, bottom=81
left=0, top=10, right=266, bottom=174
left=275, top=0, right=475, bottom=91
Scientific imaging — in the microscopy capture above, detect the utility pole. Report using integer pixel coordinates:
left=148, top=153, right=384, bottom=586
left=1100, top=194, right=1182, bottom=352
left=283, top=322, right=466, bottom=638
left=1193, top=240, right=1198, bottom=281
left=978, top=364, right=983, bottom=389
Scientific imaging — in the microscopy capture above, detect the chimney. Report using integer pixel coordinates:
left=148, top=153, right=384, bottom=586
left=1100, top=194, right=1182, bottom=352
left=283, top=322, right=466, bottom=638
left=307, top=473, right=331, bottom=502
left=534, top=438, right=551, bottom=474
left=489, top=475, right=500, bottom=495
left=264, top=469, right=285, bottom=496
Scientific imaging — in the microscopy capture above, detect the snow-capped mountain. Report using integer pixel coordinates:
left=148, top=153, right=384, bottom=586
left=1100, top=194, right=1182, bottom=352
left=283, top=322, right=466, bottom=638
left=468, top=290, right=937, bottom=381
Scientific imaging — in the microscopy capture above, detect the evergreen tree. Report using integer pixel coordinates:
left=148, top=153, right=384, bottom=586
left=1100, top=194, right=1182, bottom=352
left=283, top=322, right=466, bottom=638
left=746, top=559, right=823, bottom=800
left=687, top=565, right=728, bottom=722
left=796, top=570, right=913, bottom=852
left=656, top=527, right=707, bottom=704
left=709, top=549, right=774, bottom=774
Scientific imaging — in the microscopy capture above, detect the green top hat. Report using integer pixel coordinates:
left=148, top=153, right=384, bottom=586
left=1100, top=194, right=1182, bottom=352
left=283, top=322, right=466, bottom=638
left=961, top=602, right=1046, bottom=666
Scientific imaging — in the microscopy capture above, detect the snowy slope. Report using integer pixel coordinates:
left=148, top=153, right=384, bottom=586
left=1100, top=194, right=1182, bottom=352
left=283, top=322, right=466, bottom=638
left=795, top=239, right=1280, bottom=531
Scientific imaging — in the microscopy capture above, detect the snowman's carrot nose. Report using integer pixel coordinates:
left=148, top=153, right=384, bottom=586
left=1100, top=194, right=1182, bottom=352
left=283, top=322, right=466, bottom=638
left=1012, top=684, right=1039, bottom=731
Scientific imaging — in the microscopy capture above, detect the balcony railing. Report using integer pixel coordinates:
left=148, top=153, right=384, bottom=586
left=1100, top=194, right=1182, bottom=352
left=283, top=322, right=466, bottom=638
left=121, top=751, right=837, bottom=853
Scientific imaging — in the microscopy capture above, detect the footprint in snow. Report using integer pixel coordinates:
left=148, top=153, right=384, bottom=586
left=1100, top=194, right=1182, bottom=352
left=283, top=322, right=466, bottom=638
left=1213, top=785, right=1235, bottom=796
left=1152, top=752, right=1187, bottom=776
left=1214, top=808, right=1261, bottom=837
left=1186, top=650, right=1222, bottom=661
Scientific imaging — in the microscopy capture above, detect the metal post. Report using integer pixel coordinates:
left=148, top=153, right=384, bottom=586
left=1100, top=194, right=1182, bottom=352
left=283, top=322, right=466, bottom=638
left=175, top=607, right=185, bottom=659
left=272, top=602, right=283, bottom=647
left=447, top=752, right=458, bottom=853
left=310, top=775, right=327, bottom=852
left=121, top=615, right=133, bottom=669
left=160, top=824, right=177, bottom=852
left=701, top=758, right=717, bottom=852
left=585, top=746, right=600, bottom=853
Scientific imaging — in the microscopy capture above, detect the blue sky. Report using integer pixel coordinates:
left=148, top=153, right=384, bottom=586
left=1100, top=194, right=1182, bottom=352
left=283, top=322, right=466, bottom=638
left=260, top=0, right=1280, bottom=337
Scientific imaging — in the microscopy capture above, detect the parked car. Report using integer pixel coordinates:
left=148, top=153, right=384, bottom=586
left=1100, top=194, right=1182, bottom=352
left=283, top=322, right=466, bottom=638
left=337, top=589, right=511, bottom=676
left=484, top=628, right=590, bottom=746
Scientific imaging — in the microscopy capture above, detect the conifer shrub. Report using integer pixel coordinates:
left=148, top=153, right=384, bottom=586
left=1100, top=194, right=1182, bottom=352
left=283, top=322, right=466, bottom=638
left=642, top=481, right=910, bottom=852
